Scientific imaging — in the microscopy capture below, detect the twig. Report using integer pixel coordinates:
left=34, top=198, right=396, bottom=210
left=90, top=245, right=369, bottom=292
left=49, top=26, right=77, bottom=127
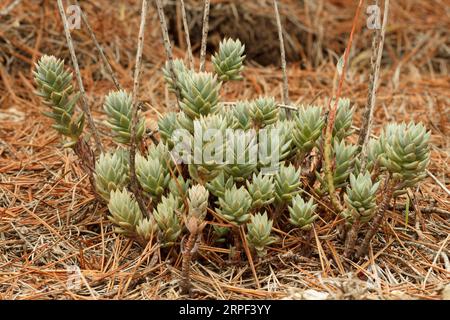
left=180, top=0, right=194, bottom=70
left=181, top=218, right=201, bottom=295
left=272, top=0, right=290, bottom=105
left=422, top=234, right=449, bottom=289
left=322, top=0, right=363, bottom=213
left=56, top=0, right=103, bottom=153
left=344, top=218, right=360, bottom=258
left=199, top=0, right=210, bottom=72
left=358, top=0, right=390, bottom=171
left=75, top=0, right=123, bottom=91
left=426, top=169, right=450, bottom=196
left=129, top=0, right=149, bottom=217
left=155, top=0, right=182, bottom=104
left=356, top=175, right=395, bottom=258
left=0, top=0, right=21, bottom=16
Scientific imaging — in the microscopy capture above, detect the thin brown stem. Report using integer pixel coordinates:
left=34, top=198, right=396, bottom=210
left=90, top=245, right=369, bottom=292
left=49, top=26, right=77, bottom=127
left=344, top=217, right=360, bottom=257
left=56, top=0, right=103, bottom=153
left=199, top=0, right=210, bottom=72
left=155, top=0, right=182, bottom=105
left=322, top=0, right=363, bottom=213
left=358, top=0, right=390, bottom=171
left=129, top=0, right=149, bottom=218
left=356, top=175, right=395, bottom=258
left=272, top=0, right=290, bottom=105
left=181, top=232, right=196, bottom=295
left=180, top=0, right=194, bottom=70
left=75, top=0, right=123, bottom=91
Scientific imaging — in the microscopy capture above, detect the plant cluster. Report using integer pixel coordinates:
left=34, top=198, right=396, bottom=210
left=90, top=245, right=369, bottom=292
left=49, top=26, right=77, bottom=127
left=34, top=36, right=430, bottom=288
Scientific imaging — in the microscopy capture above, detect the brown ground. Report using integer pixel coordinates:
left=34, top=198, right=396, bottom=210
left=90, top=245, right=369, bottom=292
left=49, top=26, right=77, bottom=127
left=0, top=0, right=449, bottom=299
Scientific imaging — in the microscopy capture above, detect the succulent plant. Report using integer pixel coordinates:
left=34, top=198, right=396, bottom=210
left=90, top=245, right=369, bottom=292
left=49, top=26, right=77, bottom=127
left=33, top=55, right=84, bottom=147
left=274, top=164, right=302, bottom=204
left=153, top=193, right=183, bottom=246
left=176, top=111, right=195, bottom=134
left=288, top=196, right=318, bottom=230
left=212, top=225, right=230, bottom=243
left=94, top=149, right=130, bottom=201
left=257, top=123, right=292, bottom=170
left=188, top=185, right=209, bottom=221
left=231, top=101, right=252, bottom=130
left=246, top=172, right=275, bottom=210
left=179, top=71, right=222, bottom=119
left=103, top=90, right=145, bottom=144
left=169, top=175, right=191, bottom=199
left=212, top=38, right=246, bottom=81
left=318, top=140, right=357, bottom=190
left=246, top=212, right=276, bottom=257
left=249, top=97, right=279, bottom=128
left=333, top=98, right=354, bottom=141
left=162, top=58, right=189, bottom=93
left=108, top=189, right=143, bottom=236
left=292, top=105, right=324, bottom=154
left=135, top=153, right=170, bottom=201
left=146, top=142, right=174, bottom=171
left=380, top=122, right=430, bottom=190
left=157, top=112, right=178, bottom=148
left=354, top=138, right=383, bottom=173
left=188, top=114, right=227, bottom=183
left=136, top=217, right=157, bottom=242
left=206, top=171, right=234, bottom=199
left=217, top=185, right=252, bottom=225
left=344, top=172, right=380, bottom=223
left=224, top=130, right=258, bottom=182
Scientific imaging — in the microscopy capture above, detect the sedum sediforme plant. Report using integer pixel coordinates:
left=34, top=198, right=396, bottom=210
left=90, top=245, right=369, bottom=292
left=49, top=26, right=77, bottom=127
left=103, top=90, right=145, bottom=144
left=356, top=122, right=431, bottom=257
left=292, top=105, right=324, bottom=158
left=34, top=55, right=84, bottom=147
left=94, top=148, right=129, bottom=201
left=35, top=32, right=432, bottom=272
left=108, top=188, right=143, bottom=237
left=217, top=185, right=252, bottom=226
left=288, top=196, right=318, bottom=230
left=179, top=72, right=222, bottom=119
left=153, top=194, right=184, bottom=246
left=162, top=58, right=189, bottom=93
left=333, top=98, right=354, bottom=141
left=212, top=38, right=246, bottom=82
left=246, top=172, right=275, bottom=210
left=246, top=212, right=276, bottom=257
left=206, top=171, right=234, bottom=199
left=249, top=97, right=279, bottom=129
left=135, top=153, right=170, bottom=201
left=344, top=172, right=380, bottom=224
left=274, top=164, right=301, bottom=204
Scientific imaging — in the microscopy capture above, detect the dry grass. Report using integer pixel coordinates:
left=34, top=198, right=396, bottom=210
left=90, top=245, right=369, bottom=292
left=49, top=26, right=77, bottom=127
left=0, top=0, right=449, bottom=300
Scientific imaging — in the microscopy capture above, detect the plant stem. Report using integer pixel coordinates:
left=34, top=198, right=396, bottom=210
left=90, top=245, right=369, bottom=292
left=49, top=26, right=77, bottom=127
left=356, top=175, right=395, bottom=258
left=358, top=0, right=390, bottom=171
left=155, top=0, right=182, bottom=106
left=75, top=0, right=123, bottom=91
left=56, top=0, right=103, bottom=153
left=322, top=0, right=363, bottom=213
left=344, top=217, right=360, bottom=257
left=129, top=0, right=149, bottom=218
left=199, top=0, right=210, bottom=72
left=180, top=0, right=194, bottom=70
left=272, top=0, right=290, bottom=106
left=181, top=231, right=196, bottom=295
